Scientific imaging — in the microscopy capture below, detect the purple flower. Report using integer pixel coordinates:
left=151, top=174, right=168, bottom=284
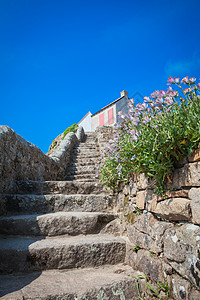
left=131, top=155, right=136, bottom=160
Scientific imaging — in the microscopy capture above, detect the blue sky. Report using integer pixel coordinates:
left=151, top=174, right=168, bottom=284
left=1, top=0, right=200, bottom=153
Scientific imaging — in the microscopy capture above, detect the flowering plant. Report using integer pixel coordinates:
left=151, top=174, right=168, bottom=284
left=97, top=76, right=200, bottom=194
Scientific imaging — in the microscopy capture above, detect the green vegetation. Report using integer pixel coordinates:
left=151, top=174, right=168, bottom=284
left=62, top=123, right=78, bottom=139
left=97, top=76, right=200, bottom=194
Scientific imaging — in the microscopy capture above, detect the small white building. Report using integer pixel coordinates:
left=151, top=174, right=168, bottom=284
left=78, top=91, right=129, bottom=132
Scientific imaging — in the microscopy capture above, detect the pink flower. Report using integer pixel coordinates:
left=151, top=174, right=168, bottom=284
left=118, top=111, right=126, bottom=119
left=167, top=76, right=176, bottom=85
left=181, top=76, right=189, bottom=84
left=164, top=97, right=174, bottom=106
left=159, top=90, right=166, bottom=97
left=189, top=77, right=196, bottom=84
left=136, top=103, right=147, bottom=111
left=142, top=115, right=151, bottom=123
left=131, top=117, right=139, bottom=126
left=183, top=88, right=192, bottom=94
left=151, top=90, right=160, bottom=98
left=198, top=83, right=200, bottom=89
left=156, top=97, right=164, bottom=104
left=143, top=96, right=150, bottom=102
left=175, top=78, right=180, bottom=83
left=129, top=98, right=135, bottom=105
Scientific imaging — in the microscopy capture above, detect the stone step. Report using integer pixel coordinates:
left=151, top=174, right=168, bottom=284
left=72, top=157, right=100, bottom=165
left=65, top=173, right=96, bottom=181
left=16, top=180, right=108, bottom=195
left=3, top=194, right=112, bottom=214
left=0, top=234, right=126, bottom=273
left=0, top=212, right=115, bottom=236
left=0, top=264, right=142, bottom=300
left=74, top=144, right=99, bottom=149
left=66, top=167, right=97, bottom=176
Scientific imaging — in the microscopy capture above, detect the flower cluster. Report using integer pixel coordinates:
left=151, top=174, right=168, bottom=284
left=96, top=76, right=200, bottom=193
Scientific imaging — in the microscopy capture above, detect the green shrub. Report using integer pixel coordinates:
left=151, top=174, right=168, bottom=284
left=62, top=123, right=78, bottom=139
left=98, top=76, right=200, bottom=194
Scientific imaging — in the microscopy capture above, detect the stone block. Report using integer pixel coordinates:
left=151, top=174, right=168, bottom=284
left=136, top=190, right=153, bottom=210
left=153, top=198, right=191, bottom=221
left=164, top=224, right=200, bottom=287
left=171, top=162, right=200, bottom=189
left=189, top=188, right=200, bottom=225
left=188, top=148, right=200, bottom=163
left=137, top=173, right=148, bottom=190
left=126, top=247, right=165, bottom=283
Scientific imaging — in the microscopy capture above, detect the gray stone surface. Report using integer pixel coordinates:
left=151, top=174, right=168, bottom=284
left=189, top=188, right=200, bottom=225
left=153, top=198, right=191, bottom=221
left=0, top=125, right=85, bottom=196
left=172, top=162, right=200, bottom=188
left=3, top=193, right=112, bottom=214
left=0, top=212, right=115, bottom=236
left=16, top=180, right=109, bottom=195
left=164, top=223, right=200, bottom=286
left=0, top=264, right=142, bottom=300
left=0, top=234, right=126, bottom=273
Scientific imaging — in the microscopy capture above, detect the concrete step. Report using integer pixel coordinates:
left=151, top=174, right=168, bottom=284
left=0, top=212, right=115, bottom=236
left=0, top=264, right=142, bottom=300
left=3, top=194, right=112, bottom=214
left=0, top=234, right=126, bottom=273
left=16, top=180, right=108, bottom=195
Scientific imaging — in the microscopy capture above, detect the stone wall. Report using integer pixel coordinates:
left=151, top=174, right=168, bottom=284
left=96, top=127, right=200, bottom=299
left=0, top=126, right=85, bottom=195
left=114, top=153, right=200, bottom=299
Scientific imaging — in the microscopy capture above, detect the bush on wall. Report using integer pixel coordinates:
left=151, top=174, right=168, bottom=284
left=97, top=76, right=200, bottom=194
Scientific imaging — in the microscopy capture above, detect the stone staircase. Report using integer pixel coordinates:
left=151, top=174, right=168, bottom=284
left=0, top=132, right=139, bottom=300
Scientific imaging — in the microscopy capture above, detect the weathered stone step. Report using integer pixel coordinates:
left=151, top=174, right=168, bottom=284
left=3, top=194, right=112, bottom=214
left=0, top=234, right=126, bottom=273
left=72, top=156, right=99, bottom=163
left=0, top=264, right=141, bottom=300
left=16, top=180, right=108, bottom=195
left=66, top=167, right=97, bottom=176
left=74, top=144, right=99, bottom=149
left=65, top=173, right=96, bottom=181
left=0, top=212, right=115, bottom=236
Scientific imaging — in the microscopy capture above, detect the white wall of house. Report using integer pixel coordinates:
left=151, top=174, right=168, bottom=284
left=79, top=112, right=92, bottom=132
left=91, top=103, right=117, bottom=132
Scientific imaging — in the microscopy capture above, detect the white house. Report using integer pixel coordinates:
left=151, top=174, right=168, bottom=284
left=78, top=91, right=129, bottom=132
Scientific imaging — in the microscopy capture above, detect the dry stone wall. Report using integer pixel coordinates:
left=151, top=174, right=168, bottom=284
left=0, top=125, right=84, bottom=196
left=115, top=154, right=200, bottom=299
left=97, top=127, right=200, bottom=299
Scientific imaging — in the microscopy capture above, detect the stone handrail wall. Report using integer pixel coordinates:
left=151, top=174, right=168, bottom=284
left=0, top=125, right=85, bottom=194
left=96, top=126, right=200, bottom=299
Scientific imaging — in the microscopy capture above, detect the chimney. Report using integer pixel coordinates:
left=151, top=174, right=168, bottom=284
left=120, top=90, right=128, bottom=98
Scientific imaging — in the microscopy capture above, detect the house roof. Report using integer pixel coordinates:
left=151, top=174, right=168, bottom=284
left=78, top=111, right=91, bottom=125
left=91, top=96, right=123, bottom=117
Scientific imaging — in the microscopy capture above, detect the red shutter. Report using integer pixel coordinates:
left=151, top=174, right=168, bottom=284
left=108, top=108, right=113, bottom=124
left=99, top=113, right=104, bottom=126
